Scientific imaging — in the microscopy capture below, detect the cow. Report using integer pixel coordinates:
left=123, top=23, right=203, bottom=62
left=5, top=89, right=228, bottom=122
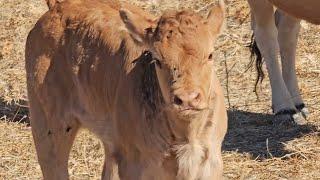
left=25, top=0, right=227, bottom=179
left=268, top=0, right=320, bottom=25
left=247, top=0, right=319, bottom=124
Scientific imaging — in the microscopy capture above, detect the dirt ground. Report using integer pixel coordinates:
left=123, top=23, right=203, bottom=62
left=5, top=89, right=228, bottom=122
left=0, top=0, right=319, bottom=179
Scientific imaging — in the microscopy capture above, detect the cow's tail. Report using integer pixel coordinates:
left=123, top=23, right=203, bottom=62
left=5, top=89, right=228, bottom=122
left=246, top=33, right=264, bottom=97
left=45, top=0, right=61, bottom=10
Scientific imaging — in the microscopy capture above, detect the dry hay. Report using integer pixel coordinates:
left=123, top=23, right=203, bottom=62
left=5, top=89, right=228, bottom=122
left=0, top=0, right=319, bottom=179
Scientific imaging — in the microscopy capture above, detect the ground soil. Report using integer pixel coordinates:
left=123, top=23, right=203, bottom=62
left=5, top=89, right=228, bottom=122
left=0, top=0, right=319, bottom=179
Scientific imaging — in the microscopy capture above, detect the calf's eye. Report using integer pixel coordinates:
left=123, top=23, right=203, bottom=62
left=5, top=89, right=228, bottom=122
left=155, top=59, right=162, bottom=68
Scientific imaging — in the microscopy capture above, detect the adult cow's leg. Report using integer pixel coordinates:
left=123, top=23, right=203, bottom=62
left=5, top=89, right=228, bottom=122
left=101, top=145, right=120, bottom=180
left=248, top=0, right=298, bottom=117
left=276, top=10, right=309, bottom=119
left=29, top=95, right=80, bottom=180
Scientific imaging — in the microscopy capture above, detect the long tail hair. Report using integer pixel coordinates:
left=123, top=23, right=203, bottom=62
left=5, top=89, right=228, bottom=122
left=246, top=34, right=264, bottom=97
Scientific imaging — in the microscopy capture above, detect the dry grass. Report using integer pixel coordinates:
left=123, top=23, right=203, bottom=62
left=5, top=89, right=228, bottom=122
left=0, top=0, right=319, bottom=179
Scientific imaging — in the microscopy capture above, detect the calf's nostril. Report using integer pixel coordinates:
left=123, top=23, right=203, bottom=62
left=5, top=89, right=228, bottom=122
left=174, top=96, right=183, bottom=105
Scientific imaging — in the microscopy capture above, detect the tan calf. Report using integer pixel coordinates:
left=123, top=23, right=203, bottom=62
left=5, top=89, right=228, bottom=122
left=26, top=0, right=227, bottom=179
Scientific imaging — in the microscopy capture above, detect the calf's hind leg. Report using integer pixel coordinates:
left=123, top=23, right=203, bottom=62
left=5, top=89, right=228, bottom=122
left=29, top=97, right=80, bottom=180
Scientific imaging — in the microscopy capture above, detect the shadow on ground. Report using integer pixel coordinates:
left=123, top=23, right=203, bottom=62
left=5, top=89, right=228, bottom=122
left=0, top=98, right=29, bottom=124
left=223, top=109, right=318, bottom=159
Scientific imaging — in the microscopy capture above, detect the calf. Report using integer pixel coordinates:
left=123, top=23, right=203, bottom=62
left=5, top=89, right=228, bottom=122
left=25, top=0, right=227, bottom=179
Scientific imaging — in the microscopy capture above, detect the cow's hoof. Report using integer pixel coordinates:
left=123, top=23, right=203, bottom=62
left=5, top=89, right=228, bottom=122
left=296, top=103, right=309, bottom=119
left=292, top=112, right=307, bottom=125
left=275, top=109, right=307, bottom=125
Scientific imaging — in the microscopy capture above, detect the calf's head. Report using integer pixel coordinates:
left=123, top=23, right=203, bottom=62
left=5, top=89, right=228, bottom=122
left=120, top=3, right=224, bottom=116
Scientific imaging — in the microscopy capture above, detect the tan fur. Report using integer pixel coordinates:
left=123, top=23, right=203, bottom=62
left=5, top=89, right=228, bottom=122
left=268, top=0, right=320, bottom=24
left=26, top=0, right=227, bottom=179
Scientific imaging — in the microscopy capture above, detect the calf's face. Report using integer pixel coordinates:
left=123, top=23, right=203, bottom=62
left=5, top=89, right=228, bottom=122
left=120, top=4, right=224, bottom=116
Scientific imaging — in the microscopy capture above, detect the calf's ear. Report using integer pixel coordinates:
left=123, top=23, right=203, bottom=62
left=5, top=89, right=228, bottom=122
left=119, top=8, right=156, bottom=43
left=206, top=0, right=225, bottom=36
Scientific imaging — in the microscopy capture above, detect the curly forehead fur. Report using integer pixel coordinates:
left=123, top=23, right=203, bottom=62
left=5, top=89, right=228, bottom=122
left=153, top=10, right=209, bottom=41
left=150, top=10, right=213, bottom=69
left=161, top=10, right=203, bottom=29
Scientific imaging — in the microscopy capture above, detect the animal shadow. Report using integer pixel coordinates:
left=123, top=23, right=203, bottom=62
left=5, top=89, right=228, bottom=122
left=223, top=109, right=318, bottom=159
left=0, top=98, right=29, bottom=124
